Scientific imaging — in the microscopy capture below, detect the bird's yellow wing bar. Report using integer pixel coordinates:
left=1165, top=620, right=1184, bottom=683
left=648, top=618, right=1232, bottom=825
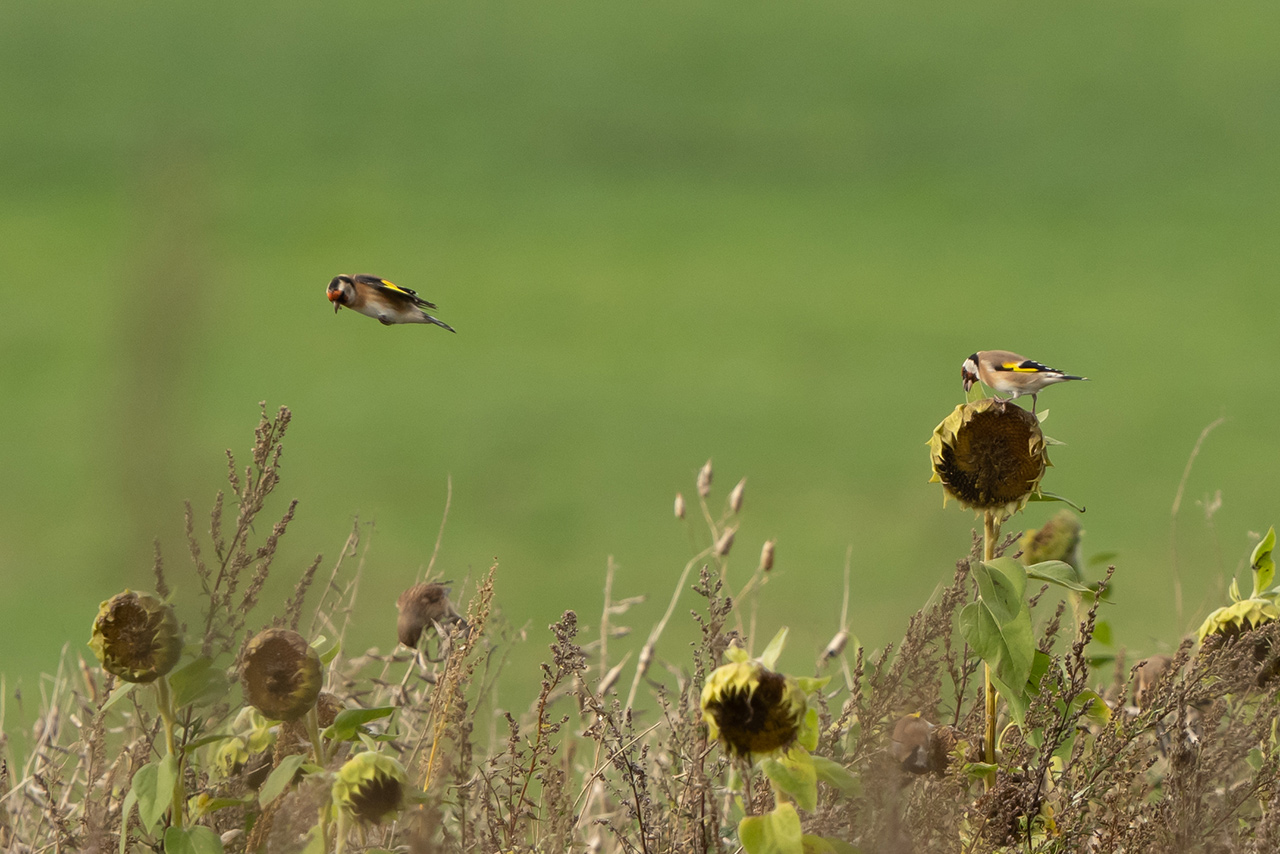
left=377, top=279, right=413, bottom=295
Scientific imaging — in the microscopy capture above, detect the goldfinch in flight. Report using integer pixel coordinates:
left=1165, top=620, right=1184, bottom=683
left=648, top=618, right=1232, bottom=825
left=961, top=350, right=1086, bottom=412
left=326, top=274, right=456, bottom=332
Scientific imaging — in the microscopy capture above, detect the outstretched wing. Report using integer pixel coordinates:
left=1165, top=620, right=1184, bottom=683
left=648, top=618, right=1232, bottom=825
left=353, top=274, right=438, bottom=310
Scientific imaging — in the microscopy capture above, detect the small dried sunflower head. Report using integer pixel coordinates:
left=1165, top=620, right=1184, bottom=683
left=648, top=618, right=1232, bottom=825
left=1020, top=509, right=1083, bottom=570
left=700, top=649, right=806, bottom=760
left=88, top=590, right=183, bottom=683
left=333, top=751, right=407, bottom=825
left=929, top=399, right=1049, bottom=516
left=240, top=628, right=323, bottom=722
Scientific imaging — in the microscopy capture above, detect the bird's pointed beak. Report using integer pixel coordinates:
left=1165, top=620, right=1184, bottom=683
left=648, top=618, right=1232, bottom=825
left=963, top=375, right=974, bottom=392
left=333, top=301, right=340, bottom=314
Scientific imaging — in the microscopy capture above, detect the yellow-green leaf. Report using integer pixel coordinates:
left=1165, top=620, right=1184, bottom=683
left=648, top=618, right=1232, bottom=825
left=163, top=826, right=224, bottom=854
left=1252, top=526, right=1276, bottom=598
left=739, top=802, right=804, bottom=854
left=761, top=747, right=817, bottom=812
left=759, top=627, right=790, bottom=670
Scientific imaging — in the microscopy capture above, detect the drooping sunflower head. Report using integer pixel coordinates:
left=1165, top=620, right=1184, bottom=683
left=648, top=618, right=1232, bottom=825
left=240, top=628, right=323, bottom=722
left=700, top=649, right=807, bottom=760
left=333, top=751, right=407, bottom=825
left=929, top=399, right=1049, bottom=516
left=88, top=590, right=183, bottom=683
left=1197, top=598, right=1279, bottom=644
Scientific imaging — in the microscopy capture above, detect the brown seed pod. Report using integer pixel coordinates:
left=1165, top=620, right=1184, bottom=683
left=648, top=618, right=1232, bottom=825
left=697, top=459, right=714, bottom=498
left=714, top=527, right=737, bottom=557
left=759, top=538, right=776, bottom=572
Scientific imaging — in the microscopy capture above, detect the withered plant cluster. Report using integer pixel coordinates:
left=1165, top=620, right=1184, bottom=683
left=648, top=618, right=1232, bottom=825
left=3, top=409, right=1280, bottom=854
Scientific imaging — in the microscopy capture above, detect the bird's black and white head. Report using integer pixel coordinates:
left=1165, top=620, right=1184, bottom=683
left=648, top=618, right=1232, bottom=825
left=327, top=275, right=355, bottom=313
left=961, top=353, right=981, bottom=392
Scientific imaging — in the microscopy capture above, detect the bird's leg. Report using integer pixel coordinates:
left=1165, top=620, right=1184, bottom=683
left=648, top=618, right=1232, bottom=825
left=1031, top=393, right=1038, bottom=414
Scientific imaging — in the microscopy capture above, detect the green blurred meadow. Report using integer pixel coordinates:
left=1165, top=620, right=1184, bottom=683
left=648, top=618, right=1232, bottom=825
left=3, top=1, right=1280, bottom=716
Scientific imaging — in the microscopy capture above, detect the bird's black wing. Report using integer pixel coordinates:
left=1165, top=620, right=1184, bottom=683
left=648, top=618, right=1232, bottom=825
left=352, top=274, right=438, bottom=310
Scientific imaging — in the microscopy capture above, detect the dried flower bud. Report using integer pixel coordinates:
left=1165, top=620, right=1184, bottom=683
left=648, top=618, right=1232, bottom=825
left=714, top=527, right=737, bottom=557
left=333, top=751, right=407, bottom=825
left=88, top=590, right=183, bottom=683
left=820, top=629, right=849, bottom=663
left=729, top=478, right=746, bottom=514
left=396, top=582, right=465, bottom=648
left=637, top=641, right=654, bottom=678
left=240, top=628, right=322, bottom=722
left=674, top=492, right=686, bottom=519
left=697, top=459, right=713, bottom=498
left=759, top=539, right=776, bottom=573
left=597, top=659, right=628, bottom=695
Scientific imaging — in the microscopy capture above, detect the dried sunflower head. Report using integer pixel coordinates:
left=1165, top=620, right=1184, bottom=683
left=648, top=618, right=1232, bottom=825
left=240, top=628, right=322, bottom=722
left=929, top=399, right=1049, bottom=516
left=333, top=751, right=407, bottom=825
left=700, top=647, right=807, bottom=760
left=88, top=590, right=183, bottom=683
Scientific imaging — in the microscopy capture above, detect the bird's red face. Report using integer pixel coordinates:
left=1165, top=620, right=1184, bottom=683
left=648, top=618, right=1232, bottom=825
left=327, top=276, right=350, bottom=313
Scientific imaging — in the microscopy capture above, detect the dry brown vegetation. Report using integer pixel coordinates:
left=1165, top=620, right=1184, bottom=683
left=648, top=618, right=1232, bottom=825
left=3, top=405, right=1280, bottom=854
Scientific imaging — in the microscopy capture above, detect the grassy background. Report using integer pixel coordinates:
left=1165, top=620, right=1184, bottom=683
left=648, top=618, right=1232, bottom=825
left=3, top=1, right=1280, bottom=713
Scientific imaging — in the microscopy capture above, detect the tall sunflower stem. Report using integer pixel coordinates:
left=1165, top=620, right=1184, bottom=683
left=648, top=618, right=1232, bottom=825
left=307, top=708, right=334, bottom=850
left=154, top=676, right=185, bottom=830
left=982, top=510, right=1000, bottom=783
left=306, top=705, right=327, bottom=767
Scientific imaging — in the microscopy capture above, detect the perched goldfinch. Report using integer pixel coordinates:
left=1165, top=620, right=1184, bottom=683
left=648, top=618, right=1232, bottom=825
left=961, top=350, right=1086, bottom=412
left=326, top=274, right=456, bottom=331
left=889, top=714, right=956, bottom=775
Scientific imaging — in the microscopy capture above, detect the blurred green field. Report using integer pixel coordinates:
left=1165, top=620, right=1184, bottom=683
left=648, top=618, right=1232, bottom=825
left=3, top=1, right=1280, bottom=715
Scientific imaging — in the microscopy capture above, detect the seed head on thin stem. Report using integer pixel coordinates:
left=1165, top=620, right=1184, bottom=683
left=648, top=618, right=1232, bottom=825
left=714, top=527, right=737, bottom=557
left=729, top=478, right=746, bottom=514
left=697, top=459, right=713, bottom=498
left=759, top=539, right=776, bottom=573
